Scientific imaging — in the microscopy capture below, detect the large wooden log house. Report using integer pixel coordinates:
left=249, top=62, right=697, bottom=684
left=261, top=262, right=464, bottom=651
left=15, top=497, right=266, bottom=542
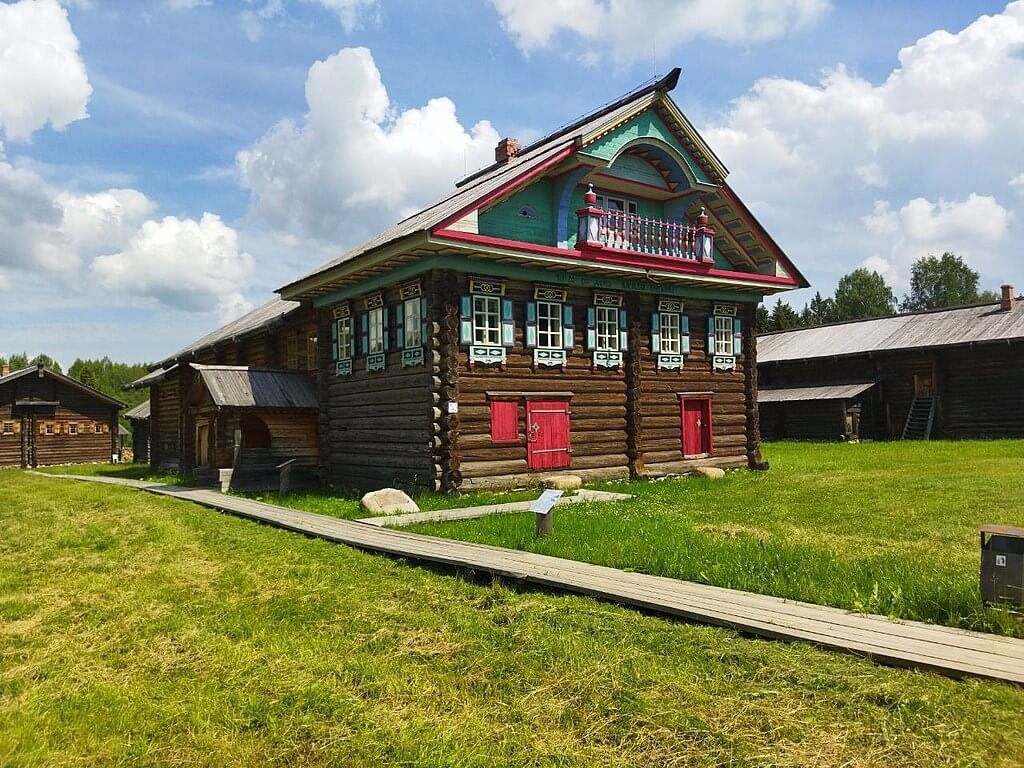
left=135, top=70, right=806, bottom=489
left=0, top=363, right=124, bottom=468
left=758, top=287, right=1024, bottom=441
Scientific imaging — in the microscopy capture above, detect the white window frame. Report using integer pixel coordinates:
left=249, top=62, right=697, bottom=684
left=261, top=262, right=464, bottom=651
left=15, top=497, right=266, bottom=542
left=596, top=306, right=620, bottom=352
left=68, top=423, right=78, bottom=435
left=596, top=193, right=638, bottom=216
left=336, top=317, right=352, bottom=361
left=2, top=421, right=12, bottom=436
left=368, top=306, right=385, bottom=354
left=404, top=297, right=422, bottom=349
left=715, top=315, right=735, bottom=356
left=537, top=300, right=563, bottom=350
left=473, top=295, right=501, bottom=347
left=45, top=423, right=55, bottom=435
left=660, top=312, right=681, bottom=354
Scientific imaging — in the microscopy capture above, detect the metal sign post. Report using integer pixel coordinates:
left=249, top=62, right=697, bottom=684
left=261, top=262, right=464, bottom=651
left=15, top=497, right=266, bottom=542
left=531, top=489, right=562, bottom=538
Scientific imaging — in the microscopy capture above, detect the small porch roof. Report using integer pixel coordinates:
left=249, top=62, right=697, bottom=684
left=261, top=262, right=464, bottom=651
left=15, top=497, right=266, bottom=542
left=192, top=365, right=318, bottom=409
left=758, top=382, right=876, bottom=404
left=123, top=365, right=178, bottom=391
left=124, top=399, right=151, bottom=420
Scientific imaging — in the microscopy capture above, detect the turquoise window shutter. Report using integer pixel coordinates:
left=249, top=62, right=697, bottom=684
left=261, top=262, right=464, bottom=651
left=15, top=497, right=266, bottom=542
left=331, top=319, right=338, bottom=361
left=650, top=312, right=661, bottom=354
left=459, top=295, right=472, bottom=345
left=420, top=297, right=430, bottom=347
left=681, top=314, right=690, bottom=354
left=706, top=315, right=714, bottom=357
left=501, top=298, right=515, bottom=347
left=733, top=317, right=743, bottom=355
left=586, top=307, right=597, bottom=350
left=562, top=304, right=574, bottom=350
left=525, top=301, right=537, bottom=348
left=394, top=303, right=405, bottom=350
left=382, top=306, right=390, bottom=351
left=360, top=313, right=369, bottom=356
left=618, top=309, right=628, bottom=351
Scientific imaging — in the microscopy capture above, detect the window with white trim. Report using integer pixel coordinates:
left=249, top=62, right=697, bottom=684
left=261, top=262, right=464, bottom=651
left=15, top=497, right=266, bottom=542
left=368, top=306, right=385, bottom=354
left=68, top=423, right=78, bottom=435
left=404, top=297, right=422, bottom=348
left=2, top=422, right=12, bottom=436
left=537, top=301, right=563, bottom=349
left=596, top=306, right=620, bottom=351
left=336, top=317, right=352, bottom=360
left=660, top=312, right=681, bottom=354
left=715, top=315, right=735, bottom=356
left=473, top=295, right=501, bottom=346
left=45, top=423, right=54, bottom=435
left=595, top=193, right=638, bottom=215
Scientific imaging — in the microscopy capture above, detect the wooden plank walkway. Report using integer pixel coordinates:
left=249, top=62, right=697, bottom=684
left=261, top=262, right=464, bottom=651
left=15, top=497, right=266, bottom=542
left=358, top=489, right=633, bottom=527
left=41, top=473, right=1024, bottom=685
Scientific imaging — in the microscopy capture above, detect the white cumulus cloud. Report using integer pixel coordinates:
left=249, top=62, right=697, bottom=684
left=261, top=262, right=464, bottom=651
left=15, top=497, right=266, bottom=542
left=0, top=0, right=92, bottom=141
left=91, top=213, right=255, bottom=321
left=701, top=2, right=1024, bottom=295
left=236, top=46, right=499, bottom=249
left=239, top=0, right=376, bottom=41
left=491, top=0, right=829, bottom=63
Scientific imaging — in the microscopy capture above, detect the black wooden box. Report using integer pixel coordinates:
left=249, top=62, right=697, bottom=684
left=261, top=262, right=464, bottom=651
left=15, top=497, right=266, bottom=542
left=980, top=525, right=1024, bottom=607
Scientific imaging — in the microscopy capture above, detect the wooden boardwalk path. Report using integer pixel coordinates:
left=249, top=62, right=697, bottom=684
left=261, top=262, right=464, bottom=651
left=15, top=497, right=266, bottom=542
left=41, top=473, right=1024, bottom=685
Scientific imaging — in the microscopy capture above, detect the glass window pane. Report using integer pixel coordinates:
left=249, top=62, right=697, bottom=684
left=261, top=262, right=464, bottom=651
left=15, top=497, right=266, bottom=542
left=405, top=298, right=421, bottom=348
left=538, top=301, right=562, bottom=348
left=660, top=312, right=680, bottom=354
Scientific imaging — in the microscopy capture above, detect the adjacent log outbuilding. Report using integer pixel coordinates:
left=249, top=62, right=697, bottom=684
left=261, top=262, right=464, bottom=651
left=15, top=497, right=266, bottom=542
left=758, top=288, right=1024, bottom=441
left=0, top=363, right=123, bottom=468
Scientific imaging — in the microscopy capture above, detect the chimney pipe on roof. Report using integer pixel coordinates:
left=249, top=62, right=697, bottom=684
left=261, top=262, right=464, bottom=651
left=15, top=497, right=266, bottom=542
left=1001, top=284, right=1015, bottom=312
left=495, top=137, right=520, bottom=164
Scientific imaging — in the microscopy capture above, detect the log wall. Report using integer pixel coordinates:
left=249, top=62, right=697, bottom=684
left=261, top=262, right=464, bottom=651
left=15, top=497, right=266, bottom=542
left=939, top=341, right=1024, bottom=438
left=0, top=375, right=117, bottom=467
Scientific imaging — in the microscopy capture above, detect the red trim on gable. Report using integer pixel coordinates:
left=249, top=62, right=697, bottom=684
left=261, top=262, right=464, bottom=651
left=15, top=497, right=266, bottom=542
left=434, top=145, right=576, bottom=231
left=717, top=184, right=809, bottom=288
left=431, top=228, right=800, bottom=288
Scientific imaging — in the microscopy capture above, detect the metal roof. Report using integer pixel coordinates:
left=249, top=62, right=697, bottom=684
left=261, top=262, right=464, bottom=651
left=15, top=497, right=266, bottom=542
left=759, top=299, right=1024, bottom=364
left=124, top=399, right=151, bottom=420
left=192, top=365, right=318, bottom=409
left=0, top=364, right=125, bottom=408
left=152, top=297, right=301, bottom=370
left=759, top=382, right=876, bottom=403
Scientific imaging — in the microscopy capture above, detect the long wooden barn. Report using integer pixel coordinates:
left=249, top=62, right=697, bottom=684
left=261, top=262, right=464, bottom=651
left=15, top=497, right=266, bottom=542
left=0, top=363, right=124, bottom=468
left=133, top=69, right=808, bottom=490
left=758, top=287, right=1024, bottom=441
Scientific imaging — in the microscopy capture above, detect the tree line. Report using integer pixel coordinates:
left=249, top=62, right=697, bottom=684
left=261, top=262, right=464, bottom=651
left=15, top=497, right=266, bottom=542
left=756, top=252, right=1001, bottom=333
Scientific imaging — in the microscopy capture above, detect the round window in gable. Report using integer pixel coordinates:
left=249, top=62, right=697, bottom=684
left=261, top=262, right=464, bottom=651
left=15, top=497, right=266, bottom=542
left=517, top=204, right=537, bottom=219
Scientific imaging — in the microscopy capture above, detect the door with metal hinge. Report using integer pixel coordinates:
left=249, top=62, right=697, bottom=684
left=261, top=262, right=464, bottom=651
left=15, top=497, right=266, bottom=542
left=681, top=397, right=713, bottom=457
left=526, top=400, right=571, bottom=471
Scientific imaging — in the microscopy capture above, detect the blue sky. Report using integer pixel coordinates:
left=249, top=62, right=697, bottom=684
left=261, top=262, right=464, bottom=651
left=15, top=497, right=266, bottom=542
left=1, top=0, right=1021, bottom=367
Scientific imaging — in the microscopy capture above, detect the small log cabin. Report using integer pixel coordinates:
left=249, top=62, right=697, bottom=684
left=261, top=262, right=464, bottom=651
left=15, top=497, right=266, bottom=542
left=758, top=287, right=1024, bottom=441
left=138, top=69, right=807, bottom=489
left=125, top=297, right=321, bottom=486
left=0, top=363, right=124, bottom=468
left=124, top=399, right=150, bottom=464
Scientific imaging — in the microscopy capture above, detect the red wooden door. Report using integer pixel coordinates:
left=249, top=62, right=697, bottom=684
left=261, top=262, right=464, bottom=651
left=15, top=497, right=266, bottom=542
left=526, top=400, right=571, bottom=470
left=681, top=398, right=712, bottom=457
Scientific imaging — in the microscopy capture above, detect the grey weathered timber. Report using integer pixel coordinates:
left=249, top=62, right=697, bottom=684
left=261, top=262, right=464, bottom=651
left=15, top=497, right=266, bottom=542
left=40, top=472, right=1024, bottom=686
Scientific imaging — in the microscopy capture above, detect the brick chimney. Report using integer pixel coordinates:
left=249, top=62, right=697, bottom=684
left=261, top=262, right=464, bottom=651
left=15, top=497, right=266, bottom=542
left=1001, top=284, right=1016, bottom=312
left=494, top=137, right=520, bottom=164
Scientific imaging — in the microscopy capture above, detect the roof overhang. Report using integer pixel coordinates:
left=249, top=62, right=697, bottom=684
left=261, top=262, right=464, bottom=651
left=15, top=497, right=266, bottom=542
left=759, top=382, right=877, bottom=403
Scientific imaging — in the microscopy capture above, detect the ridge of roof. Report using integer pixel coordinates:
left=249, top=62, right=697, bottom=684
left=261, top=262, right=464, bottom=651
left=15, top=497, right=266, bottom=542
left=0, top=364, right=126, bottom=408
left=455, top=67, right=681, bottom=189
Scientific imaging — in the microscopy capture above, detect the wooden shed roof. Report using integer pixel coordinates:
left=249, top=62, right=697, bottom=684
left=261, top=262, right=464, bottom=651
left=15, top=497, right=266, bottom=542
left=123, top=364, right=178, bottom=391
left=124, top=399, right=151, bottom=420
left=758, top=382, right=876, bottom=403
left=192, top=365, right=318, bottom=409
left=759, top=299, right=1024, bottom=364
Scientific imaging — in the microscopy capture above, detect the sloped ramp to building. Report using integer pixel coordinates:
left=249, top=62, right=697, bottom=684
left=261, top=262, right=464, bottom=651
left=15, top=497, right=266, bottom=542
left=39, top=472, right=1024, bottom=686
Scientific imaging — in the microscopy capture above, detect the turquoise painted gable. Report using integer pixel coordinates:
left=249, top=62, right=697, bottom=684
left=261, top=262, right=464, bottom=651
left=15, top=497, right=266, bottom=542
left=478, top=178, right=555, bottom=246
left=580, top=109, right=712, bottom=186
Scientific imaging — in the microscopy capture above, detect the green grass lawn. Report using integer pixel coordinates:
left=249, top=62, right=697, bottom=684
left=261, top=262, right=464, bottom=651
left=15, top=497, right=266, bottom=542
left=33, top=461, right=185, bottom=485
left=411, top=441, right=1024, bottom=637
left=4, top=470, right=1024, bottom=765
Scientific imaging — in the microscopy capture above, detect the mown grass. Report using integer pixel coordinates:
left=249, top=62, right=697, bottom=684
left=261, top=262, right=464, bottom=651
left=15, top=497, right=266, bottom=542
left=4, top=471, right=1024, bottom=765
left=411, top=441, right=1024, bottom=637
